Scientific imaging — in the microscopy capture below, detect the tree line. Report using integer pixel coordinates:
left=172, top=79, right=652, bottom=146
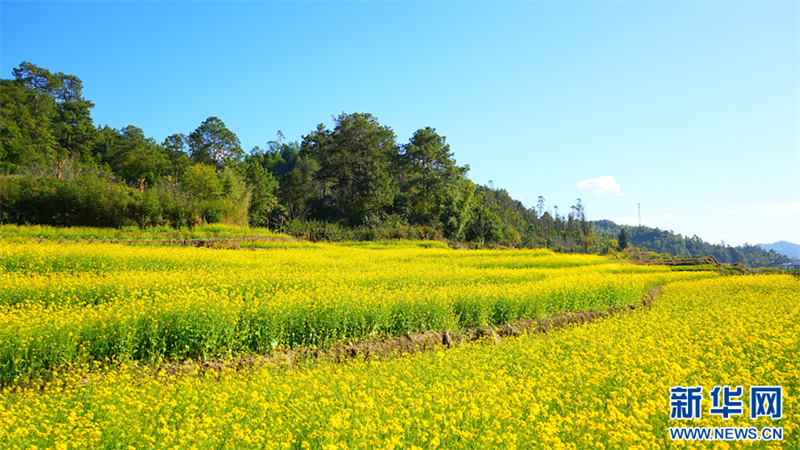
left=1, top=62, right=598, bottom=249
left=592, top=220, right=790, bottom=267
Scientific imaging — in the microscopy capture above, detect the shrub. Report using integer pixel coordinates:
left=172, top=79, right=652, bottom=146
left=0, top=175, right=242, bottom=229
left=0, top=175, right=137, bottom=227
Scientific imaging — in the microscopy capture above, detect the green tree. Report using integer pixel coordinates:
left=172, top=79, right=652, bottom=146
left=52, top=91, right=96, bottom=163
left=255, top=139, right=319, bottom=222
left=539, top=211, right=553, bottom=244
left=618, top=228, right=629, bottom=250
left=216, top=166, right=251, bottom=225
left=12, top=62, right=63, bottom=92
left=580, top=235, right=594, bottom=253
left=571, top=198, right=589, bottom=235
left=13, top=62, right=97, bottom=164
left=398, top=127, right=468, bottom=225
left=502, top=224, right=522, bottom=247
left=0, top=79, right=58, bottom=173
left=262, top=140, right=303, bottom=178
left=438, top=177, right=476, bottom=240
left=467, top=201, right=503, bottom=245
left=188, top=117, right=244, bottom=168
left=106, top=125, right=168, bottom=187
left=243, top=156, right=279, bottom=227
left=278, top=156, right=319, bottom=221
left=162, top=134, right=191, bottom=183
left=181, top=164, right=221, bottom=200
left=302, top=112, right=397, bottom=225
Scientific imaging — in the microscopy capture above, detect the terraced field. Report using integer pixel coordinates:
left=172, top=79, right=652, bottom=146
left=1, top=226, right=796, bottom=448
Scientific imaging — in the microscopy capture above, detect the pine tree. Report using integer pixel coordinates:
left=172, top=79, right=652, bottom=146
left=618, top=228, right=629, bottom=250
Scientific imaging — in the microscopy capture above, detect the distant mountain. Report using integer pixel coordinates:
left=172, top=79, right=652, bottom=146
left=758, top=241, right=800, bottom=259
left=591, top=220, right=791, bottom=267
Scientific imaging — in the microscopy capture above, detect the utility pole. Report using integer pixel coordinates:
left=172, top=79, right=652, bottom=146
left=638, top=203, right=642, bottom=227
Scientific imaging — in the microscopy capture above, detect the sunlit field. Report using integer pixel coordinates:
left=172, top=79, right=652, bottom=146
left=1, top=226, right=796, bottom=449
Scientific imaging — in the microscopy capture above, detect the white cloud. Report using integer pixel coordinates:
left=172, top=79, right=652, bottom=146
left=577, top=175, right=626, bottom=197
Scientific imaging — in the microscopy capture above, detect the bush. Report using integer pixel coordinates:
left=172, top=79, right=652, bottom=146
left=0, top=175, right=244, bottom=229
left=198, top=200, right=227, bottom=224
left=134, top=184, right=198, bottom=228
left=1, top=175, right=138, bottom=227
left=180, top=164, right=221, bottom=200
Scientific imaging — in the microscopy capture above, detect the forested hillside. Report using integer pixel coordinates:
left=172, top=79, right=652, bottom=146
left=1, top=62, right=596, bottom=248
left=592, top=220, right=789, bottom=267
left=758, top=240, right=800, bottom=259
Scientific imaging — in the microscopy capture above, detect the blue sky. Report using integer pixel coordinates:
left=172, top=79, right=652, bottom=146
left=2, top=1, right=798, bottom=246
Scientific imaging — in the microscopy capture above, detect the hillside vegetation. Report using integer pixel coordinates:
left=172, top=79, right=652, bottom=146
left=2, top=62, right=594, bottom=250
left=592, top=220, right=789, bottom=267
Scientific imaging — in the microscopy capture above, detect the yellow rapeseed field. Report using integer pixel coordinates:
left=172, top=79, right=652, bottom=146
left=0, top=230, right=796, bottom=448
left=1, top=239, right=715, bottom=383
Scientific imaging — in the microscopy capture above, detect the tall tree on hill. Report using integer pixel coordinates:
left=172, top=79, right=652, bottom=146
left=467, top=200, right=503, bottom=244
left=257, top=138, right=319, bottom=222
left=0, top=79, right=58, bottom=172
left=188, top=117, right=243, bottom=168
left=302, top=112, right=397, bottom=225
left=278, top=156, right=319, bottom=221
left=536, top=196, right=547, bottom=220
left=10, top=62, right=97, bottom=169
left=95, top=125, right=166, bottom=186
left=162, top=133, right=191, bottom=183
left=439, top=177, right=476, bottom=240
left=618, top=228, right=629, bottom=250
left=571, top=198, right=589, bottom=235
left=51, top=73, right=96, bottom=163
left=114, top=125, right=168, bottom=187
left=397, top=127, right=469, bottom=225
left=243, top=152, right=280, bottom=227
left=262, top=140, right=302, bottom=179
